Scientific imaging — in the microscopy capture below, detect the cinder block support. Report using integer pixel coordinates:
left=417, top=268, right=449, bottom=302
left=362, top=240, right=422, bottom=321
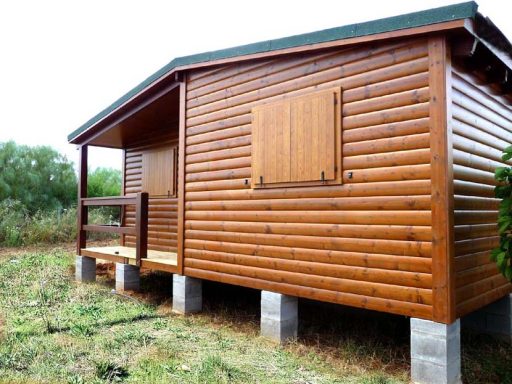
left=75, top=256, right=96, bottom=282
left=462, top=294, right=512, bottom=342
left=172, top=275, right=202, bottom=314
left=260, top=291, right=298, bottom=344
left=115, top=263, right=140, bottom=292
left=410, top=318, right=461, bottom=384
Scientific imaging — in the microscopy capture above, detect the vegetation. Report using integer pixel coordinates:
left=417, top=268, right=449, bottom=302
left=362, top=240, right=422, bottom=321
left=87, top=167, right=122, bottom=199
left=492, top=146, right=512, bottom=280
left=0, top=201, right=117, bottom=247
left=0, top=141, right=122, bottom=247
left=0, top=141, right=76, bottom=214
left=0, top=247, right=391, bottom=383
left=0, top=247, right=510, bottom=383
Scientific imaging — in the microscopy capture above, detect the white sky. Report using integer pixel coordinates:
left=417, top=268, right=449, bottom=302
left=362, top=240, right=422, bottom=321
left=0, top=0, right=511, bottom=170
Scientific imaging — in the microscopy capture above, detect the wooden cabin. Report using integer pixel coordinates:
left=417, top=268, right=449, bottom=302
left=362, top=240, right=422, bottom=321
left=69, top=2, right=512, bottom=382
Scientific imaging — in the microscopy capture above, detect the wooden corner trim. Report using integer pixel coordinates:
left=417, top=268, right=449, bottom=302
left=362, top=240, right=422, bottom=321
left=177, top=76, right=187, bottom=275
left=428, top=36, right=456, bottom=324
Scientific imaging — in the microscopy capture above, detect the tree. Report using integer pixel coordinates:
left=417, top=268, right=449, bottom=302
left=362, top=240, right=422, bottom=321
left=0, top=141, right=76, bottom=213
left=88, top=167, right=122, bottom=198
left=87, top=167, right=122, bottom=222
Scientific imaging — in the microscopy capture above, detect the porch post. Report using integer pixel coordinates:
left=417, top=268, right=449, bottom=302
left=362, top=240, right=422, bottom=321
left=77, top=144, right=88, bottom=255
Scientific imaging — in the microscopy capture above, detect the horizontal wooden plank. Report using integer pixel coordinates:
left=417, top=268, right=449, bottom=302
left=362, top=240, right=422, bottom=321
left=186, top=209, right=431, bottom=225
left=344, top=148, right=430, bottom=170
left=82, top=196, right=137, bottom=206
left=344, top=133, right=430, bottom=157
left=452, top=71, right=512, bottom=123
left=186, top=229, right=432, bottom=257
left=456, top=273, right=508, bottom=304
left=186, top=220, right=432, bottom=241
left=184, top=258, right=432, bottom=304
left=185, top=247, right=432, bottom=288
left=453, top=164, right=496, bottom=186
left=186, top=167, right=251, bottom=183
left=453, top=196, right=499, bottom=211
left=343, top=102, right=429, bottom=130
left=185, top=180, right=432, bottom=201
left=343, top=164, right=430, bottom=183
left=185, top=238, right=432, bottom=273
left=186, top=156, right=251, bottom=174
left=453, top=180, right=495, bottom=198
left=83, top=224, right=135, bottom=235
left=344, top=71, right=429, bottom=104
left=187, top=135, right=251, bottom=155
left=186, top=195, right=431, bottom=211
left=456, top=284, right=512, bottom=318
left=454, top=210, right=498, bottom=225
left=454, top=237, right=499, bottom=257
left=186, top=145, right=251, bottom=165
left=343, top=87, right=429, bottom=117
left=455, top=250, right=495, bottom=272
left=186, top=125, right=251, bottom=146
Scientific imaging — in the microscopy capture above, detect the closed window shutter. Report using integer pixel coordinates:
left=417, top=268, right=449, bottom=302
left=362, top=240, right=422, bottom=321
left=251, top=88, right=340, bottom=187
left=290, top=91, right=336, bottom=182
left=142, top=146, right=176, bottom=196
left=252, top=102, right=291, bottom=185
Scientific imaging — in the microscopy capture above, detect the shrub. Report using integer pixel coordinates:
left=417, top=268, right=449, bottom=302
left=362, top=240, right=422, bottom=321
left=492, top=145, right=512, bottom=280
left=0, top=200, right=117, bottom=247
left=0, top=199, right=27, bottom=246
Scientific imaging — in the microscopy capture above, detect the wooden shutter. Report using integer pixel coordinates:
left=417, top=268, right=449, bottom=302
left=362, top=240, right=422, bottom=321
left=290, top=91, right=336, bottom=182
left=141, top=146, right=176, bottom=196
left=251, top=88, right=341, bottom=188
left=252, top=102, right=291, bottom=186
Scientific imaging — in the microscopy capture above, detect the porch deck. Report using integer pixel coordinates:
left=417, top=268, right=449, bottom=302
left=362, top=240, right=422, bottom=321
left=81, top=246, right=178, bottom=273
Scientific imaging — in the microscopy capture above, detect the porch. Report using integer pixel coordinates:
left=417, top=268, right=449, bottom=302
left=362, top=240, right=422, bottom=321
left=74, top=78, right=183, bottom=275
left=78, top=193, right=179, bottom=274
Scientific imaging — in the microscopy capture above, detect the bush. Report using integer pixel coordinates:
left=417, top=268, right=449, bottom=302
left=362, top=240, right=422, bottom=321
left=0, top=199, right=27, bottom=246
left=0, top=199, right=117, bottom=247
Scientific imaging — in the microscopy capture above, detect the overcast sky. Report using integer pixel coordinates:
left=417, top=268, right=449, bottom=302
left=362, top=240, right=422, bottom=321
left=1, top=0, right=510, bottom=170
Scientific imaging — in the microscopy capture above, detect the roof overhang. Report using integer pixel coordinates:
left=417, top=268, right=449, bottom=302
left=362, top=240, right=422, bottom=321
left=68, top=1, right=512, bottom=145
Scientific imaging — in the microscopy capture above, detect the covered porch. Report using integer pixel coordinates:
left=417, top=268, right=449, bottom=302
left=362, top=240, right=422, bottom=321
left=73, top=76, right=184, bottom=275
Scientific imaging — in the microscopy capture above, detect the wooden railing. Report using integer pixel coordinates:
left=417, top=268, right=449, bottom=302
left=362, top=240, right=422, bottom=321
left=78, top=192, right=148, bottom=266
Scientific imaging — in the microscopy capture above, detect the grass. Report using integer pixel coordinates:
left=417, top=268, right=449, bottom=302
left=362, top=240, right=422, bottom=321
left=0, top=245, right=511, bottom=383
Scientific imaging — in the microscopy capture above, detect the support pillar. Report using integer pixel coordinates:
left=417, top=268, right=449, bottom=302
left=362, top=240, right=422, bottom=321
left=260, top=291, right=298, bottom=343
left=410, top=318, right=461, bottom=384
left=463, top=294, right=512, bottom=342
left=172, top=275, right=202, bottom=314
left=115, top=263, right=140, bottom=292
left=75, top=256, right=96, bottom=282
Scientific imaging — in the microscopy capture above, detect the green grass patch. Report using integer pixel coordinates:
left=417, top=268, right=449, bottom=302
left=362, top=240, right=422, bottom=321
left=0, top=247, right=510, bottom=383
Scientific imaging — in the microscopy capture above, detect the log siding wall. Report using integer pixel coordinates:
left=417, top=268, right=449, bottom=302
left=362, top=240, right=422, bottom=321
left=123, top=131, right=179, bottom=252
left=183, top=37, right=435, bottom=319
left=451, top=65, right=512, bottom=317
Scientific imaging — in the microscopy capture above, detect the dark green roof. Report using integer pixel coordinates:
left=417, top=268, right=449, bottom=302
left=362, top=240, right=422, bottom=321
left=68, top=1, right=478, bottom=142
